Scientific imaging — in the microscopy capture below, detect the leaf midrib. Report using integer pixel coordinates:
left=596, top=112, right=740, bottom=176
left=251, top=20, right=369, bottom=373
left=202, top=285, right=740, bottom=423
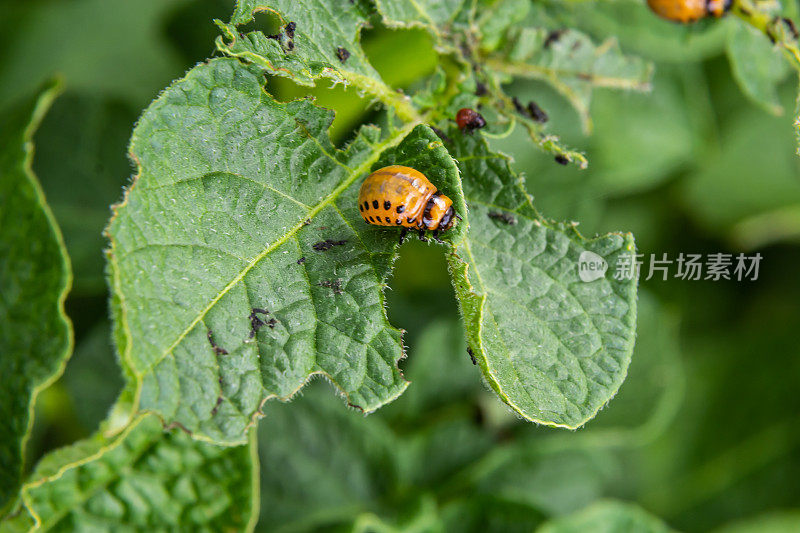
left=135, top=121, right=419, bottom=376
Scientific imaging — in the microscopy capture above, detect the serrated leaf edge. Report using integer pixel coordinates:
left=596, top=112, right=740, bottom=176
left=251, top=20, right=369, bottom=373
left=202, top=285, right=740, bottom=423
left=215, top=10, right=423, bottom=122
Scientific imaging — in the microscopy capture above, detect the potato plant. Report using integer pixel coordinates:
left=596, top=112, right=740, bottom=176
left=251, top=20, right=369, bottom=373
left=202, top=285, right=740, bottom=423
left=2, top=0, right=800, bottom=531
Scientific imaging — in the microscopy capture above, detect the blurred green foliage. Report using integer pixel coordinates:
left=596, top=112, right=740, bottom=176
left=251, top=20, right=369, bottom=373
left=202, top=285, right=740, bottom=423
left=3, top=0, right=800, bottom=530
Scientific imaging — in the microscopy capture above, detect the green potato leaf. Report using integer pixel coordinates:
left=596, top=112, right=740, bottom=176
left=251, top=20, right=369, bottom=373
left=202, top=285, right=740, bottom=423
left=445, top=129, right=638, bottom=429
left=727, top=22, right=790, bottom=116
left=0, top=81, right=72, bottom=511
left=486, top=28, right=654, bottom=132
left=3, top=415, right=258, bottom=532
left=374, top=0, right=474, bottom=51
left=106, top=57, right=467, bottom=443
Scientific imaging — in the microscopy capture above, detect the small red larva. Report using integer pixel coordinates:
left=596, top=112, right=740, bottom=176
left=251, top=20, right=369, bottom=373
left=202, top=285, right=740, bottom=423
left=455, top=108, right=486, bottom=133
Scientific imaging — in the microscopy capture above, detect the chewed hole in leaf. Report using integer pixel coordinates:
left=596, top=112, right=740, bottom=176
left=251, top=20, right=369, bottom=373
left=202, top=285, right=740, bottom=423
left=360, top=26, right=438, bottom=88
left=236, top=8, right=284, bottom=38
left=264, top=76, right=376, bottom=145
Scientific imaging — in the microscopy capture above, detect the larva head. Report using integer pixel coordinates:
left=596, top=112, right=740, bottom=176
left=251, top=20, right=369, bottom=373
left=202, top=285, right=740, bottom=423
left=423, top=192, right=457, bottom=231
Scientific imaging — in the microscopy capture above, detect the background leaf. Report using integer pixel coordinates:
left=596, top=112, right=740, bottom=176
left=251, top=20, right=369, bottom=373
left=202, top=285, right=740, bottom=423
left=0, top=0, right=191, bottom=108
left=33, top=93, right=137, bottom=294
left=712, top=510, right=800, bottom=533
left=0, top=81, right=72, bottom=511
left=486, top=28, right=653, bottom=132
left=536, top=499, right=673, bottom=533
left=726, top=23, right=790, bottom=116
left=566, top=0, right=728, bottom=64
left=256, top=382, right=397, bottom=532
left=8, top=415, right=257, bottom=532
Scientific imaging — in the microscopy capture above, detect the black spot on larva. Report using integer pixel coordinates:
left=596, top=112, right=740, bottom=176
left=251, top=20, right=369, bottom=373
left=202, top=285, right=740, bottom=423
left=384, top=200, right=391, bottom=210
left=312, top=239, right=347, bottom=251
left=385, top=217, right=391, bottom=223
left=359, top=204, right=364, bottom=211
left=407, top=217, right=415, bottom=224
left=363, top=201, right=369, bottom=210
left=396, top=205, right=405, bottom=214
left=368, top=216, right=375, bottom=222
left=555, top=155, right=569, bottom=165
left=395, top=218, right=402, bottom=225
left=372, top=200, right=379, bottom=209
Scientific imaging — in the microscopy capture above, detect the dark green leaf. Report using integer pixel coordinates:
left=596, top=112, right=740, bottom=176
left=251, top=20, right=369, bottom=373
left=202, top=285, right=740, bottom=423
left=0, top=0, right=190, bottom=108
left=0, top=81, right=72, bottom=511
left=61, top=322, right=125, bottom=433
left=727, top=23, right=790, bottom=116
left=33, top=93, right=138, bottom=294
left=7, top=415, right=257, bottom=532
left=714, top=510, right=800, bottom=533
left=256, top=382, right=397, bottom=532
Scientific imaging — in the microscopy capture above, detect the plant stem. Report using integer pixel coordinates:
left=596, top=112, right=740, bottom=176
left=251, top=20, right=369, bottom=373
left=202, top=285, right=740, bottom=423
left=732, top=0, right=800, bottom=70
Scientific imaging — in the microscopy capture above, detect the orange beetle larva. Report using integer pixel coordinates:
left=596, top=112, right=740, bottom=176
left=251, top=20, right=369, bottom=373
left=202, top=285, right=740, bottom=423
left=358, top=165, right=458, bottom=243
left=647, top=0, right=730, bottom=23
